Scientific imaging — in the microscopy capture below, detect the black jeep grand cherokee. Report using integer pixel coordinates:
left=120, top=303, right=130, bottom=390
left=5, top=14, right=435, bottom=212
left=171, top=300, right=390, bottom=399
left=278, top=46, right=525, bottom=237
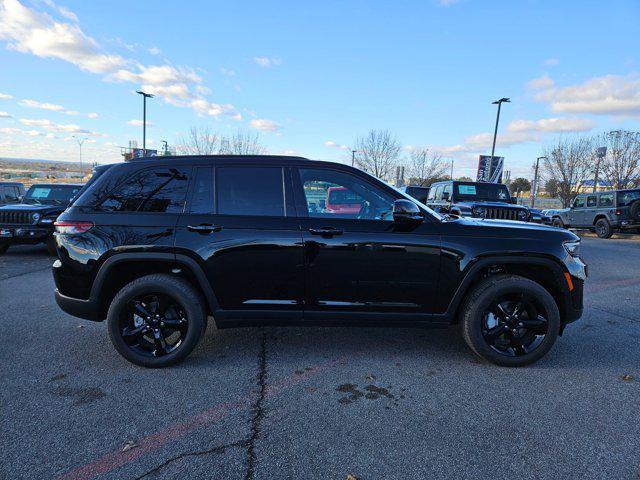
left=53, top=155, right=586, bottom=368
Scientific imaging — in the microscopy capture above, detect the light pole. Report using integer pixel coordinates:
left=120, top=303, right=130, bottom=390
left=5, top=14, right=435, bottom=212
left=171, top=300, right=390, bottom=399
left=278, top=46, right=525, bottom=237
left=488, top=97, right=510, bottom=181
left=351, top=150, right=357, bottom=167
left=72, top=136, right=86, bottom=179
left=531, top=156, right=547, bottom=208
left=593, top=146, right=607, bottom=192
left=136, top=91, right=154, bottom=155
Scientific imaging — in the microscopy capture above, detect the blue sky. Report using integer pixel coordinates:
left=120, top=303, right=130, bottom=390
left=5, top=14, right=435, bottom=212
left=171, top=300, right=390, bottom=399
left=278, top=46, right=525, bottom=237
left=0, top=0, right=638, bottom=178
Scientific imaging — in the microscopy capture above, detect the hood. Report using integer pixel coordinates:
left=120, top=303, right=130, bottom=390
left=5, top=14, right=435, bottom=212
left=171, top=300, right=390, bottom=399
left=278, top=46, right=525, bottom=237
left=456, top=200, right=528, bottom=209
left=452, top=216, right=578, bottom=240
left=0, top=203, right=62, bottom=212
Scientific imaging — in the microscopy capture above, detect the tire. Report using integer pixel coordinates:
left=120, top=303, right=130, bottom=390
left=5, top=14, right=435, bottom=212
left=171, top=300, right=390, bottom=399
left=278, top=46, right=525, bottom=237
left=107, top=274, right=207, bottom=368
left=629, top=200, right=640, bottom=222
left=595, top=218, right=613, bottom=239
left=460, top=274, right=560, bottom=367
left=46, top=236, right=57, bottom=256
left=552, top=217, right=565, bottom=229
left=0, top=243, right=9, bottom=255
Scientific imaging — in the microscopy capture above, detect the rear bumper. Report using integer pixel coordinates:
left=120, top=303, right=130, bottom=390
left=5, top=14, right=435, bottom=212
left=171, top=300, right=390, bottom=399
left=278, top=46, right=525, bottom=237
left=55, top=289, right=104, bottom=322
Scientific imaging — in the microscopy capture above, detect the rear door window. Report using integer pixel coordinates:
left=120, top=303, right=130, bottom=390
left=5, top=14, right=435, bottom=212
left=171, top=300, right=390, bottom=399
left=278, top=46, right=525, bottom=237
left=586, top=195, right=597, bottom=207
left=216, top=167, right=285, bottom=217
left=98, top=167, right=189, bottom=213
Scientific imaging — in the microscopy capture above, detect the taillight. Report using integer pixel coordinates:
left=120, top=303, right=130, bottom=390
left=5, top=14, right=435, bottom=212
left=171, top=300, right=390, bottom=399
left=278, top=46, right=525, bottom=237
left=615, top=209, right=622, bottom=215
left=54, top=221, right=94, bottom=234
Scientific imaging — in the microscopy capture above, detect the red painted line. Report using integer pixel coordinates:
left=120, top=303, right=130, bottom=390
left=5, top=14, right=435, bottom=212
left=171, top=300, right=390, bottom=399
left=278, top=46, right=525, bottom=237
left=58, top=354, right=354, bottom=480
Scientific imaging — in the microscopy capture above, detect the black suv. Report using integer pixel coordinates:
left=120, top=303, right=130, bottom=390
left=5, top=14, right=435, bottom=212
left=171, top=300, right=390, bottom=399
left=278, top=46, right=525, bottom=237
left=552, top=189, right=640, bottom=238
left=427, top=180, right=532, bottom=222
left=0, top=183, right=82, bottom=255
left=53, top=156, right=585, bottom=368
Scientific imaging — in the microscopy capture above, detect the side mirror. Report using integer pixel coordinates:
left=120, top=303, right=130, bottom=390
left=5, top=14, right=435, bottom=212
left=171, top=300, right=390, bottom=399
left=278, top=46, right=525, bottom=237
left=510, top=197, right=517, bottom=204
left=393, top=199, right=424, bottom=226
left=442, top=191, right=450, bottom=201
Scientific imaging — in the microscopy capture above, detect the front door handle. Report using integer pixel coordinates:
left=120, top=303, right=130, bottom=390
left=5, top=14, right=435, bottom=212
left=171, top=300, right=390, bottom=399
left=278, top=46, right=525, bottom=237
left=187, top=224, right=222, bottom=233
left=308, top=227, right=343, bottom=237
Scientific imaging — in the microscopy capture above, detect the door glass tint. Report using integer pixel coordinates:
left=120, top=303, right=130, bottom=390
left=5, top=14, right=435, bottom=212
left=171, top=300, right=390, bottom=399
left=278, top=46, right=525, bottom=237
left=573, top=197, right=585, bottom=208
left=618, top=190, right=640, bottom=206
left=99, top=168, right=189, bottom=213
left=598, top=193, right=614, bottom=207
left=298, top=168, right=394, bottom=220
left=189, top=167, right=214, bottom=214
left=217, top=167, right=285, bottom=216
left=586, top=195, right=597, bottom=207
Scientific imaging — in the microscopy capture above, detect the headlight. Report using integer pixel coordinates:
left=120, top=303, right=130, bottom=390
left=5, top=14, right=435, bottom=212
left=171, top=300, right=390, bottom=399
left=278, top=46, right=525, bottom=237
left=31, top=212, right=41, bottom=223
left=517, top=210, right=528, bottom=221
left=472, top=206, right=487, bottom=217
left=563, top=240, right=580, bottom=257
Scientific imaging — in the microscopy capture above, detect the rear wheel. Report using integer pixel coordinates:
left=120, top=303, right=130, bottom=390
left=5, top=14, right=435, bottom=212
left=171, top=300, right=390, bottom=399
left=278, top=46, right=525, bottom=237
left=460, top=275, right=560, bottom=367
left=595, top=218, right=613, bottom=238
left=107, top=274, right=207, bottom=368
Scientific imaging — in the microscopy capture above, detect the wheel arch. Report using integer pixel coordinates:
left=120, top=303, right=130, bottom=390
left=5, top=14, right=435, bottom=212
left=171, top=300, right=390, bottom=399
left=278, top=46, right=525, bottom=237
left=593, top=214, right=609, bottom=225
left=445, top=255, right=571, bottom=326
left=90, top=252, right=219, bottom=320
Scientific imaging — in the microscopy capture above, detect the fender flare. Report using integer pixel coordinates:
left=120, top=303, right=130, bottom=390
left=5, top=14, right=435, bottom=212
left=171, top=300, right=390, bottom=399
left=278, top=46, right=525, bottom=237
left=442, top=254, right=569, bottom=320
left=90, top=252, right=219, bottom=314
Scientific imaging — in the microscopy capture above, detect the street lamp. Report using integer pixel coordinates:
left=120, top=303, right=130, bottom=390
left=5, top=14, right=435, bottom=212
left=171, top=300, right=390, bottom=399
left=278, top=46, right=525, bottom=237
left=488, top=97, right=510, bottom=181
left=72, top=135, right=86, bottom=179
left=531, top=156, right=547, bottom=208
left=593, top=146, right=607, bottom=192
left=136, top=91, right=154, bottom=155
left=351, top=149, right=357, bottom=167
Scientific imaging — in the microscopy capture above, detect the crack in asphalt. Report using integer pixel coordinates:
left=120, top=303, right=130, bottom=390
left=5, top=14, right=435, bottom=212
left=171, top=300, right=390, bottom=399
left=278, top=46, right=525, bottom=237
left=133, top=440, right=249, bottom=479
left=245, top=330, right=268, bottom=480
left=0, top=265, right=51, bottom=281
left=132, top=331, right=269, bottom=480
left=590, top=305, right=640, bottom=324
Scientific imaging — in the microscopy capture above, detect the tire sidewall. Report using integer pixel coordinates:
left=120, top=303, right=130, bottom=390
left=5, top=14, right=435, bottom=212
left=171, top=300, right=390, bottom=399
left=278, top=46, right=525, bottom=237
left=107, top=275, right=205, bottom=368
left=595, top=219, right=612, bottom=238
left=462, top=277, right=560, bottom=367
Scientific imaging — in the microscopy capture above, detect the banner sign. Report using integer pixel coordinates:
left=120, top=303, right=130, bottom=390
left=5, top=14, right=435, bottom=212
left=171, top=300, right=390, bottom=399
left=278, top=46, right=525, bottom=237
left=131, top=148, right=158, bottom=158
left=476, top=155, right=504, bottom=183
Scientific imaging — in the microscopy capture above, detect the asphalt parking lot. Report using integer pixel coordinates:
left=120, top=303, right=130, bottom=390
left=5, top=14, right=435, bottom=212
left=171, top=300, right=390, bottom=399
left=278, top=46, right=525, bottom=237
left=1, top=237, right=639, bottom=480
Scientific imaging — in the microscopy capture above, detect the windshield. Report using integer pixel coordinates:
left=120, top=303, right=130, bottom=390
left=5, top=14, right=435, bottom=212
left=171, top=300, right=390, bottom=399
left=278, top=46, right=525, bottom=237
left=455, top=182, right=511, bottom=201
left=23, top=185, right=81, bottom=205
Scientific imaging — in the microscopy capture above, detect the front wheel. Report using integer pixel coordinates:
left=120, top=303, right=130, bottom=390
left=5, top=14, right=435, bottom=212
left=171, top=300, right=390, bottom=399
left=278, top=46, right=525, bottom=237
left=595, top=218, right=613, bottom=239
left=460, top=275, right=560, bottom=367
left=107, top=274, right=207, bottom=368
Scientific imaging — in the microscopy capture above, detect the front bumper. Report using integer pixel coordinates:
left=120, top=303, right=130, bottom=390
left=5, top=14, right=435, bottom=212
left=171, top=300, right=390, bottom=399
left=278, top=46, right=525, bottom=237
left=562, top=255, right=587, bottom=325
left=0, top=225, right=52, bottom=244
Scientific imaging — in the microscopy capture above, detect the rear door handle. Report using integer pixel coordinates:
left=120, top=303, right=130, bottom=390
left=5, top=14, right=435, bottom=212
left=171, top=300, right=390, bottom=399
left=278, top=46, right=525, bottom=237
left=308, top=227, right=343, bottom=237
left=187, top=224, right=222, bottom=233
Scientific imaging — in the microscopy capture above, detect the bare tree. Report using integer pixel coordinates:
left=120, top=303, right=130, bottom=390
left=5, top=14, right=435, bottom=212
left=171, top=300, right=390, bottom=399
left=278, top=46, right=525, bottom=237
left=405, top=148, right=447, bottom=186
left=354, top=130, right=402, bottom=181
left=178, top=128, right=266, bottom=156
left=218, top=131, right=267, bottom=155
left=541, top=137, right=593, bottom=207
left=598, top=130, right=640, bottom=189
left=177, top=127, right=219, bottom=155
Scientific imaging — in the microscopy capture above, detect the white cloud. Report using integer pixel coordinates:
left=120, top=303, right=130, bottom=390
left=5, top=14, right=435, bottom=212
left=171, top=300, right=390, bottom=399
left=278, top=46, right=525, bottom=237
left=220, top=67, right=235, bottom=76
left=543, top=58, right=560, bottom=66
left=528, top=74, right=555, bottom=90
left=148, top=46, right=160, bottom=55
left=0, top=92, right=12, bottom=99
left=249, top=118, right=280, bottom=132
left=463, top=131, right=541, bottom=150
left=0, top=111, right=11, bottom=118
left=87, top=112, right=98, bottom=118
left=19, top=99, right=65, bottom=111
left=254, top=56, right=281, bottom=68
left=127, top=119, right=153, bottom=127
left=507, top=117, right=595, bottom=133
left=438, top=0, right=459, bottom=5
left=325, top=140, right=349, bottom=150
left=43, top=0, right=78, bottom=23
left=19, top=117, right=105, bottom=136
left=530, top=73, right=640, bottom=117
left=0, top=0, right=241, bottom=120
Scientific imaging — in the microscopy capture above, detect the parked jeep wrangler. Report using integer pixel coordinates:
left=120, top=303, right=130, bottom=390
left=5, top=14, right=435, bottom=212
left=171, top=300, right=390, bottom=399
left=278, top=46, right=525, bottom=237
left=426, top=180, right=532, bottom=222
left=552, top=189, right=640, bottom=238
left=0, top=183, right=82, bottom=255
left=53, top=155, right=585, bottom=368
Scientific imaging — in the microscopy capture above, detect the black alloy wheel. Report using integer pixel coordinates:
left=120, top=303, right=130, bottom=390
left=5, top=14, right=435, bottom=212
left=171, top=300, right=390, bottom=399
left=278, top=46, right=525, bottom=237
left=481, top=294, right=548, bottom=357
left=119, top=293, right=189, bottom=358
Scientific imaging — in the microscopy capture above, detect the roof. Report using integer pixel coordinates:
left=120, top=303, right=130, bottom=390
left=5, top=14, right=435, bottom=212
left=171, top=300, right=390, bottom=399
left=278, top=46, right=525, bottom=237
left=129, top=154, right=312, bottom=164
